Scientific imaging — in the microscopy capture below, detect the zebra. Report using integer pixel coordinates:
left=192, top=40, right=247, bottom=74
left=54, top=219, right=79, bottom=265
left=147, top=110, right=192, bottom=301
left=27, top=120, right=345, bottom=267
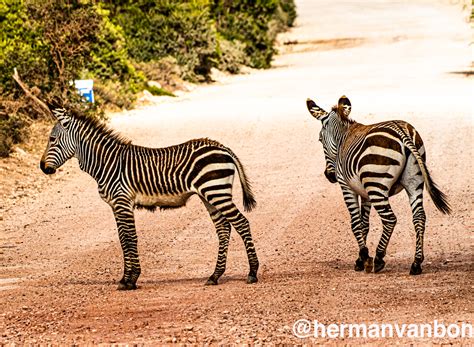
left=306, top=95, right=451, bottom=275
left=40, top=104, right=259, bottom=290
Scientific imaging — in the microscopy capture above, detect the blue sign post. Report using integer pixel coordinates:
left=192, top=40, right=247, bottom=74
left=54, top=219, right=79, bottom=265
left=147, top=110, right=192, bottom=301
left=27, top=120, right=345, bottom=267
left=74, top=79, right=94, bottom=103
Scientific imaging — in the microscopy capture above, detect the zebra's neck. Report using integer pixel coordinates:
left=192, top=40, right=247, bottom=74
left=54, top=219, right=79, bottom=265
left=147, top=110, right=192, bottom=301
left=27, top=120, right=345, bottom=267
left=72, top=119, right=127, bottom=184
left=329, top=113, right=354, bottom=148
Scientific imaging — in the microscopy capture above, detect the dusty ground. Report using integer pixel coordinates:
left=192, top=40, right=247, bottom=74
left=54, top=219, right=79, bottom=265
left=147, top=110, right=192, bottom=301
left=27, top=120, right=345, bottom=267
left=1, top=0, right=472, bottom=344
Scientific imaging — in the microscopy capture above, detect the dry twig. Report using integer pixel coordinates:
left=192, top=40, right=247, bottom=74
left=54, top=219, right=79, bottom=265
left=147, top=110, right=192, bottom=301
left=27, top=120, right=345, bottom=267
left=12, top=68, right=54, bottom=120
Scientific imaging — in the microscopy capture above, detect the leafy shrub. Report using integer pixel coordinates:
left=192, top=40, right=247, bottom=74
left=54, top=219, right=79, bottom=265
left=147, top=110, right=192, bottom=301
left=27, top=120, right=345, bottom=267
left=210, top=0, right=296, bottom=68
left=89, top=5, right=146, bottom=106
left=26, top=1, right=102, bottom=98
left=134, top=57, right=185, bottom=91
left=106, top=0, right=296, bottom=77
left=0, top=0, right=105, bottom=156
left=0, top=0, right=48, bottom=93
left=0, top=0, right=104, bottom=107
left=216, top=36, right=248, bottom=74
left=0, top=97, right=30, bottom=157
left=107, top=0, right=217, bottom=81
left=93, top=80, right=136, bottom=111
left=279, top=0, right=297, bottom=27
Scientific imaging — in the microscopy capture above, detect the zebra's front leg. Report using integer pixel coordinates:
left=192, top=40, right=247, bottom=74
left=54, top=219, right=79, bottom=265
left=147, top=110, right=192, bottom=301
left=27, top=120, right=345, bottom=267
left=341, top=186, right=372, bottom=272
left=112, top=198, right=141, bottom=290
left=201, top=198, right=231, bottom=285
left=371, top=197, right=397, bottom=274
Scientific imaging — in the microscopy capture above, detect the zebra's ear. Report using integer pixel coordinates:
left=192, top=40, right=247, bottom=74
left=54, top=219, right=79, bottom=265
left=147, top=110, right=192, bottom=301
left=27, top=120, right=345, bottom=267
left=306, top=98, right=328, bottom=120
left=337, top=95, right=351, bottom=118
left=47, top=102, right=71, bottom=129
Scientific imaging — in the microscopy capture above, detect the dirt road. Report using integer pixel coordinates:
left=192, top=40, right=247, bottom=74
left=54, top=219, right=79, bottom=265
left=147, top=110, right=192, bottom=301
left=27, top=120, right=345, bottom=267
left=1, top=0, right=472, bottom=344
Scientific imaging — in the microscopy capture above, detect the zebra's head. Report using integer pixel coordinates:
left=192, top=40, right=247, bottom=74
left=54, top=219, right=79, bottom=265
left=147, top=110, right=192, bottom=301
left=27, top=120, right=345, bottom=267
left=40, top=105, right=76, bottom=175
left=306, top=96, right=352, bottom=184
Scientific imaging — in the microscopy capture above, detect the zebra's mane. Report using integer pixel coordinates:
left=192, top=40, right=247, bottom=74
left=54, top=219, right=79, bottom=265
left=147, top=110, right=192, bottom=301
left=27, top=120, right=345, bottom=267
left=71, top=111, right=132, bottom=145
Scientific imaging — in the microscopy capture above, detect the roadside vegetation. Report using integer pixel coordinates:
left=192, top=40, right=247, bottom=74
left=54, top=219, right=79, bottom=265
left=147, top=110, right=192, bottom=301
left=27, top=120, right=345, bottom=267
left=0, top=0, right=296, bottom=157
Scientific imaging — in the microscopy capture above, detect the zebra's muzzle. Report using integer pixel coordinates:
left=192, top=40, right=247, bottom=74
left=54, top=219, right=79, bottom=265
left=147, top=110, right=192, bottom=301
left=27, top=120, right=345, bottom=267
left=40, top=160, right=56, bottom=175
left=324, top=169, right=337, bottom=183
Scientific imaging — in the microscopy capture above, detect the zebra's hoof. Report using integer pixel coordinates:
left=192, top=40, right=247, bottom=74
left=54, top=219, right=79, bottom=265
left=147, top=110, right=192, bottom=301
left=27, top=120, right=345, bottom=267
left=409, top=262, right=422, bottom=275
left=117, top=280, right=137, bottom=290
left=364, top=257, right=374, bottom=273
left=374, top=257, right=386, bottom=273
left=354, top=258, right=364, bottom=271
left=247, top=275, right=258, bottom=284
left=205, top=277, right=218, bottom=285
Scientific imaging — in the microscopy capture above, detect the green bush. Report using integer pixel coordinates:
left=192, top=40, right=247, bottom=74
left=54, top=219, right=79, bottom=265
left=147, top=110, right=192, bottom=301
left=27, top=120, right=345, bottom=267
left=0, top=0, right=130, bottom=155
left=134, top=57, right=185, bottom=91
left=0, top=0, right=104, bottom=156
left=106, top=0, right=296, bottom=77
left=216, top=35, right=248, bottom=74
left=0, top=0, right=48, bottom=93
left=27, top=1, right=102, bottom=97
left=279, top=0, right=297, bottom=27
left=0, top=98, right=30, bottom=157
left=0, top=115, right=29, bottom=157
left=211, top=0, right=296, bottom=68
left=90, top=6, right=146, bottom=95
left=107, top=0, right=217, bottom=81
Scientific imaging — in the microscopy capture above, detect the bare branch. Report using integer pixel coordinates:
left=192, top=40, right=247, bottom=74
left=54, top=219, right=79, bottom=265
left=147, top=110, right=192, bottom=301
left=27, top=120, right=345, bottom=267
left=12, top=68, right=54, bottom=120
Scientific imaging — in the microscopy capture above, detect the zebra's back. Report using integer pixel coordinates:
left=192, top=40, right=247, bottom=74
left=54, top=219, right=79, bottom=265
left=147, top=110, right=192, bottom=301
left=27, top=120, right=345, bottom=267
left=121, top=138, right=239, bottom=210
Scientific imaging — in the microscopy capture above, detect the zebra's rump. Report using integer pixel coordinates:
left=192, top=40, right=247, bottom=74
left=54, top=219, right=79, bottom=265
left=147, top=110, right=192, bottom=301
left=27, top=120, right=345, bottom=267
left=340, top=121, right=422, bottom=196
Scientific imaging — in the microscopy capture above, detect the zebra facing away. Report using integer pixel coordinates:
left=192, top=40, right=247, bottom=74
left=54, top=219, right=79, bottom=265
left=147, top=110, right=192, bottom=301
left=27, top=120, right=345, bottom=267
left=40, top=104, right=259, bottom=290
left=306, top=96, right=451, bottom=275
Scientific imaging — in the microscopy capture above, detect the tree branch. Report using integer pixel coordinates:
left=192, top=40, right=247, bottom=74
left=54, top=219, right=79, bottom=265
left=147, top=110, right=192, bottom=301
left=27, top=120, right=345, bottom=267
left=12, top=68, right=54, bottom=119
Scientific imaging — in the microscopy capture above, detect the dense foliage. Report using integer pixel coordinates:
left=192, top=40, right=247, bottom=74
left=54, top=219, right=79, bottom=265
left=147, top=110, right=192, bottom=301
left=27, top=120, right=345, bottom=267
left=0, top=0, right=296, bottom=157
left=211, top=0, right=296, bottom=68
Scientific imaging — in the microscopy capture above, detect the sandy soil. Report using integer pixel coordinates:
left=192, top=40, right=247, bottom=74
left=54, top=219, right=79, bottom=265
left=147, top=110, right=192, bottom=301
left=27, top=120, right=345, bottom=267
left=1, top=0, right=472, bottom=344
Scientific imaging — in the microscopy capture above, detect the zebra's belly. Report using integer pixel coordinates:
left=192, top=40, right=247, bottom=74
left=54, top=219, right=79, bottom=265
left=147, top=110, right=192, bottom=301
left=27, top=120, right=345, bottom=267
left=134, top=192, right=193, bottom=209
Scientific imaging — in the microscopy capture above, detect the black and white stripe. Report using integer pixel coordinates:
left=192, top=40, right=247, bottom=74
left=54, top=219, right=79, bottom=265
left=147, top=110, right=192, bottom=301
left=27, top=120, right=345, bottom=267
left=41, top=105, right=258, bottom=290
left=307, top=95, right=451, bottom=275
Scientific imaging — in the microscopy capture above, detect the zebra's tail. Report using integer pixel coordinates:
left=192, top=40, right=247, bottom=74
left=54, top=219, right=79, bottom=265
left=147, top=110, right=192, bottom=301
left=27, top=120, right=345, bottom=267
left=391, top=122, right=452, bottom=215
left=227, top=151, right=256, bottom=212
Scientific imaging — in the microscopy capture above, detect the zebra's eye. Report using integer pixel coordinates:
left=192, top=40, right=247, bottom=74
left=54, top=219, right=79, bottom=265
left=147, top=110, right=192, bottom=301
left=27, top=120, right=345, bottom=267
left=49, top=136, right=56, bottom=142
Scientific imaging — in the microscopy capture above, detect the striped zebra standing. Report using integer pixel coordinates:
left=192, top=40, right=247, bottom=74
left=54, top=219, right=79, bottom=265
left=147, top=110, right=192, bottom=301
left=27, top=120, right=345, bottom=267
left=40, top=104, right=259, bottom=290
left=306, top=95, right=451, bottom=275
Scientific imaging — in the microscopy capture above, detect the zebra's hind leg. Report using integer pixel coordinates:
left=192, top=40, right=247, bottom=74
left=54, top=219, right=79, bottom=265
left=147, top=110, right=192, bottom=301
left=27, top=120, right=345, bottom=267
left=200, top=198, right=231, bottom=285
left=405, top=183, right=426, bottom=275
left=360, top=198, right=371, bottom=243
left=371, top=196, right=397, bottom=273
left=355, top=198, right=372, bottom=271
left=111, top=198, right=141, bottom=290
left=203, top=197, right=259, bottom=284
left=340, top=186, right=372, bottom=272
